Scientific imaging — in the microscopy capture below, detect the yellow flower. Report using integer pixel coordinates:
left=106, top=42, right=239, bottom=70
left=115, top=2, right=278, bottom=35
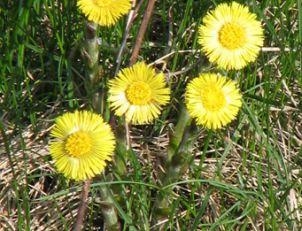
left=77, top=0, right=131, bottom=26
left=108, top=62, right=170, bottom=125
left=185, top=73, right=242, bottom=129
left=198, top=1, right=264, bottom=70
left=49, top=111, right=115, bottom=181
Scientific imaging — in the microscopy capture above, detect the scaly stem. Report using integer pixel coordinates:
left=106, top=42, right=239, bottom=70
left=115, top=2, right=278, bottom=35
left=84, top=21, right=99, bottom=84
left=98, top=186, right=120, bottom=231
left=81, top=20, right=120, bottom=230
left=167, top=104, right=192, bottom=162
left=153, top=105, right=199, bottom=224
left=83, top=21, right=104, bottom=113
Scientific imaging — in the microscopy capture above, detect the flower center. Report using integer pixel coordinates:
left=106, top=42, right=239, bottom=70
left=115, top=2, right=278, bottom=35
left=201, top=87, right=226, bottom=111
left=65, top=131, right=92, bottom=157
left=218, top=23, right=247, bottom=49
left=93, top=0, right=109, bottom=7
left=126, top=81, right=152, bottom=105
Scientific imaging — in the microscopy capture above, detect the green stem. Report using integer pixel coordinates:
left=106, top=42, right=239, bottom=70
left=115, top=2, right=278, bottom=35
left=83, top=21, right=104, bottom=113
left=153, top=105, right=199, bottom=221
left=81, top=20, right=120, bottom=230
left=114, top=122, right=128, bottom=176
left=84, top=21, right=100, bottom=83
left=97, top=185, right=120, bottom=231
left=167, top=104, right=192, bottom=162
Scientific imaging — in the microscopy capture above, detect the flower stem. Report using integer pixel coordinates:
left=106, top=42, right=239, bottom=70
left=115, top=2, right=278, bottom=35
left=167, top=104, right=192, bottom=162
left=83, top=21, right=104, bottom=114
left=82, top=20, right=120, bottom=230
left=73, top=180, right=91, bottom=231
left=97, top=185, right=120, bottom=231
left=84, top=21, right=100, bottom=84
left=153, top=105, right=199, bottom=222
left=114, top=122, right=128, bottom=175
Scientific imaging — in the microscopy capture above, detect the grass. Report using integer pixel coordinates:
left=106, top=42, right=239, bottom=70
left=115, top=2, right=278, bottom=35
left=0, top=0, right=301, bottom=230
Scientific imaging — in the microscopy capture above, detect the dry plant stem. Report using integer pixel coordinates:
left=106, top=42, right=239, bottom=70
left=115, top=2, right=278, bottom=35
left=261, top=47, right=291, bottom=52
left=125, top=122, right=130, bottom=150
left=73, top=180, right=91, bottom=231
left=115, top=0, right=146, bottom=74
left=129, top=0, right=157, bottom=65
left=115, top=0, right=137, bottom=76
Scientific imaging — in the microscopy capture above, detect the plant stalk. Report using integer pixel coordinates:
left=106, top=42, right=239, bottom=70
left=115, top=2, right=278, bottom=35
left=129, top=0, right=156, bottom=65
left=73, top=180, right=91, bottom=231
left=82, top=20, right=120, bottom=230
left=167, top=104, right=192, bottom=162
left=153, top=105, right=199, bottom=223
left=97, top=185, right=120, bottom=231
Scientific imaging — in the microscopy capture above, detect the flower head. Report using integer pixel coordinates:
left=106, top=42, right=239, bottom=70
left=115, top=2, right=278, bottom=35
left=185, top=73, right=242, bottom=129
left=198, top=2, right=264, bottom=70
left=77, top=0, right=131, bottom=26
left=49, top=111, right=115, bottom=181
left=108, top=62, right=170, bottom=125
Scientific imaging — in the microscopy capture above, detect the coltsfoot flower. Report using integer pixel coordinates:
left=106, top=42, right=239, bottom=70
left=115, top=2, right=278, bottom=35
left=108, top=62, right=170, bottom=125
left=198, top=2, right=264, bottom=70
left=77, top=0, right=131, bottom=26
left=49, top=110, right=115, bottom=181
left=185, top=73, right=242, bottom=129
